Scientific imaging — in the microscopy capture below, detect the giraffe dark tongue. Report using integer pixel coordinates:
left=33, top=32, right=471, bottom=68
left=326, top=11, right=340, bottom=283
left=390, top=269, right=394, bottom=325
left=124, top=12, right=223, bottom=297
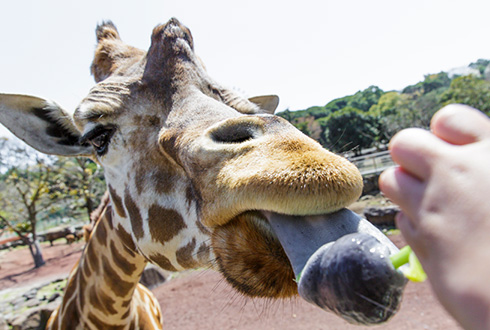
left=264, top=209, right=407, bottom=325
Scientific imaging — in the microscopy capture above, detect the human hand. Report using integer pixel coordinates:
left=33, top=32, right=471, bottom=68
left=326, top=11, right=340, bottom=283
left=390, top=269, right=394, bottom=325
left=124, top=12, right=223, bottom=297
left=379, top=104, right=490, bottom=329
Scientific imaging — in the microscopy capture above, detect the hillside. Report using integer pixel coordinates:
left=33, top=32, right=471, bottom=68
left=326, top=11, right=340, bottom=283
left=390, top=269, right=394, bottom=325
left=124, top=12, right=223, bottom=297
left=277, top=59, right=490, bottom=156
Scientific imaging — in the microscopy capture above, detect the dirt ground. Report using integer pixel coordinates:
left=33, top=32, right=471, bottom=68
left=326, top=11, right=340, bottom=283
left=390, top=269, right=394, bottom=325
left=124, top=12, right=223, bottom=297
left=0, top=237, right=462, bottom=330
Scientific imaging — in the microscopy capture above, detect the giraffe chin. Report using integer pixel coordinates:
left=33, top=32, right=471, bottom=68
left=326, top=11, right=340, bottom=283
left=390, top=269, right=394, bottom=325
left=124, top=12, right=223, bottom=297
left=212, top=209, right=407, bottom=325
left=211, top=211, right=297, bottom=299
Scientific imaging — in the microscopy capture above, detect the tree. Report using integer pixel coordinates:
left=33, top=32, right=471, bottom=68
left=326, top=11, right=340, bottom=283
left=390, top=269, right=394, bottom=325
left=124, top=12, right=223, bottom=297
left=55, top=157, right=105, bottom=222
left=0, top=138, right=106, bottom=268
left=469, top=59, right=490, bottom=75
left=403, top=72, right=451, bottom=95
left=321, top=107, right=378, bottom=155
left=324, top=95, right=352, bottom=113
left=441, top=75, right=490, bottom=115
left=347, top=86, right=385, bottom=112
left=0, top=155, right=56, bottom=268
left=322, top=86, right=384, bottom=114
left=411, top=87, right=447, bottom=127
left=369, top=92, right=402, bottom=143
left=0, top=140, right=69, bottom=268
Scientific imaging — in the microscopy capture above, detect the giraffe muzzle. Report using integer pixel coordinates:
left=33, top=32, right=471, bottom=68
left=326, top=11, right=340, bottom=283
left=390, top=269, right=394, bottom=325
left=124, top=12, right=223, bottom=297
left=264, top=209, right=407, bottom=325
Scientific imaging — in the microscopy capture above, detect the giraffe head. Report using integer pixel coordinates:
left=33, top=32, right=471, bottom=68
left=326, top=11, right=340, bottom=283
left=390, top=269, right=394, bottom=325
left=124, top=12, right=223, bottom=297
left=0, top=19, right=405, bottom=324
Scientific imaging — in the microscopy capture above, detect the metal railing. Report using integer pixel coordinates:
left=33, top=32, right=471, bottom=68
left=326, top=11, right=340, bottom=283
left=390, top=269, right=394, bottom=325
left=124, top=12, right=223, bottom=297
left=349, top=150, right=395, bottom=176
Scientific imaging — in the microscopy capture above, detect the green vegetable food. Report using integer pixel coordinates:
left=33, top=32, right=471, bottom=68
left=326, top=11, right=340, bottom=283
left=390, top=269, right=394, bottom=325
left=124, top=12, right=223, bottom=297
left=390, top=246, right=427, bottom=282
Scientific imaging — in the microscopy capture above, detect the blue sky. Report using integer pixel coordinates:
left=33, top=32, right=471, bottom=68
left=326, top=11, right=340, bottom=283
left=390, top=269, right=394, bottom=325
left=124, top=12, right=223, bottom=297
left=1, top=0, right=489, bottom=138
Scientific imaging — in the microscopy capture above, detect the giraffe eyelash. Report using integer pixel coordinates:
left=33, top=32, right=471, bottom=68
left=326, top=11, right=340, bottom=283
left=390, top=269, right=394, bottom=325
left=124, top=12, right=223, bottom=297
left=80, top=125, right=117, bottom=156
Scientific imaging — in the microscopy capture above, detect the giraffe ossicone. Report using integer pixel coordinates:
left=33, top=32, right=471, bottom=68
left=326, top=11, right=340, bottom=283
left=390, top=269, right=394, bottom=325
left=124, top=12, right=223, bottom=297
left=0, top=18, right=406, bottom=328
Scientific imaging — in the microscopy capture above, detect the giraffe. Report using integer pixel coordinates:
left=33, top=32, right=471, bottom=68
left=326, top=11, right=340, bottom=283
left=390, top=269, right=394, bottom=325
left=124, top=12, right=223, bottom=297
left=47, top=196, right=163, bottom=329
left=0, top=18, right=406, bottom=328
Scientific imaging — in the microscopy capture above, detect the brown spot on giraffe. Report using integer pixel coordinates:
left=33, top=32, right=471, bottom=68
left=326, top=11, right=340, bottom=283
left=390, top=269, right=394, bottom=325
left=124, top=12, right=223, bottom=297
left=98, top=289, right=118, bottom=315
left=78, top=271, right=88, bottom=308
left=134, top=164, right=178, bottom=196
left=196, top=242, right=211, bottom=264
left=101, top=254, right=135, bottom=297
left=110, top=240, right=137, bottom=276
left=109, top=184, right=127, bottom=218
left=85, top=240, right=100, bottom=274
left=148, top=205, right=187, bottom=244
left=81, top=256, right=92, bottom=278
left=185, top=184, right=199, bottom=208
left=59, top=299, right=80, bottom=330
left=121, top=297, right=132, bottom=308
left=88, top=311, right=126, bottom=330
left=149, top=253, right=178, bottom=272
left=124, top=188, right=144, bottom=240
left=115, top=223, right=137, bottom=256
left=195, top=219, right=210, bottom=235
left=88, top=284, right=117, bottom=315
left=61, top=276, right=77, bottom=303
left=176, top=238, right=199, bottom=269
left=121, top=307, right=131, bottom=320
left=95, top=216, right=108, bottom=246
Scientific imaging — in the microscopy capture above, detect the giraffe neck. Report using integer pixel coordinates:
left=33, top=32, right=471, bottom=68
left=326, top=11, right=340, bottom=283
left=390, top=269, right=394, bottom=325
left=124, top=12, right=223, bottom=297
left=51, top=205, right=161, bottom=329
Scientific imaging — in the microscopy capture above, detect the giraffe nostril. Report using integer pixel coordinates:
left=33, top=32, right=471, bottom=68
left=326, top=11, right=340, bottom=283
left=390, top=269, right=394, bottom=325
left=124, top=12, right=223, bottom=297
left=209, top=119, right=263, bottom=144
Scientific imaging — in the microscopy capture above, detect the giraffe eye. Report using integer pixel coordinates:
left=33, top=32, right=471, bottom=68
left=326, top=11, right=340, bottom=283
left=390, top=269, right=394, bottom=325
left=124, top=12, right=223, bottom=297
left=90, top=131, right=111, bottom=154
left=80, top=126, right=116, bottom=156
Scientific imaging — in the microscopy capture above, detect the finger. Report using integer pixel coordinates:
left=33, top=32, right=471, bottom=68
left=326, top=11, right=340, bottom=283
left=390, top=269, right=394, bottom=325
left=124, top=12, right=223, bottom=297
left=389, top=128, right=446, bottom=181
left=395, top=212, right=427, bottom=260
left=379, top=166, right=425, bottom=220
left=431, top=104, right=490, bottom=145
left=395, top=212, right=417, bottom=244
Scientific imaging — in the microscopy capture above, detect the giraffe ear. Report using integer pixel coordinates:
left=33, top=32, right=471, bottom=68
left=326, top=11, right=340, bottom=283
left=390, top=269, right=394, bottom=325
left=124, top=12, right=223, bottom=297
left=248, top=95, right=280, bottom=114
left=0, top=93, right=94, bottom=157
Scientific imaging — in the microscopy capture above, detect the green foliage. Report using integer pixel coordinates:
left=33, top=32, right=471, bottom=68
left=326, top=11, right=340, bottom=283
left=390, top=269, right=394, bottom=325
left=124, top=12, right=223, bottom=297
left=14, top=222, right=31, bottom=233
left=276, top=109, right=303, bottom=122
left=277, top=106, right=332, bottom=122
left=277, top=86, right=386, bottom=152
left=0, top=140, right=106, bottom=255
left=441, top=75, right=490, bottom=115
left=368, top=92, right=408, bottom=143
left=277, top=60, right=490, bottom=154
left=402, top=72, right=451, bottom=95
left=304, top=106, right=331, bottom=119
left=322, top=107, right=378, bottom=155
left=469, top=59, right=490, bottom=75
left=324, top=95, right=352, bottom=113
left=54, top=157, right=106, bottom=221
left=368, top=92, right=402, bottom=117
left=412, top=87, right=448, bottom=126
left=323, top=86, right=384, bottom=113
left=347, top=86, right=384, bottom=112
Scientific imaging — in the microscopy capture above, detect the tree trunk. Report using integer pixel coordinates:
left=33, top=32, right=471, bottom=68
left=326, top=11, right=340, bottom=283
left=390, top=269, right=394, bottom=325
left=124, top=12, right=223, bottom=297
left=28, top=239, right=45, bottom=268
left=85, top=196, right=95, bottom=222
left=26, top=217, right=45, bottom=268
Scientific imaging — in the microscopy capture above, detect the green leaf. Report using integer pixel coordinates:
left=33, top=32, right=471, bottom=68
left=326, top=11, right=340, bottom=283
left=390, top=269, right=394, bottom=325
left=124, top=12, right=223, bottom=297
left=295, top=270, right=303, bottom=283
left=390, top=246, right=427, bottom=282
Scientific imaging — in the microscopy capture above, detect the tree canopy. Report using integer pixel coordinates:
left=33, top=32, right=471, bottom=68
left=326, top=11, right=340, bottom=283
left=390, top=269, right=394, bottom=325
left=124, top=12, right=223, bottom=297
left=277, top=59, right=490, bottom=155
left=0, top=140, right=105, bottom=267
